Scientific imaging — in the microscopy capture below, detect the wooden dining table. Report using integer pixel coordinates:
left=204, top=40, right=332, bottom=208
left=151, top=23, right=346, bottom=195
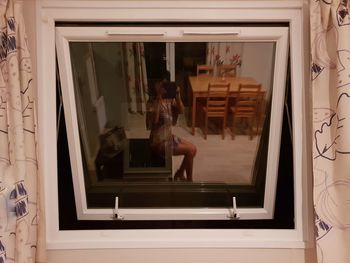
left=188, top=75, right=259, bottom=135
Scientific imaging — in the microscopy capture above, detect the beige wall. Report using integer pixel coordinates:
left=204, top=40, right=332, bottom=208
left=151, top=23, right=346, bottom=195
left=23, top=0, right=316, bottom=262
left=47, top=248, right=309, bottom=263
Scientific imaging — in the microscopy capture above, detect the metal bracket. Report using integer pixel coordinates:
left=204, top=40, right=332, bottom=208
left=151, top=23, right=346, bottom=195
left=227, top=197, right=240, bottom=220
left=113, top=196, right=124, bottom=220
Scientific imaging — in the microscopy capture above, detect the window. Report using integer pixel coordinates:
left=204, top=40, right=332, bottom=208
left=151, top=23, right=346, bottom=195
left=56, top=25, right=288, bottom=222
left=38, top=1, right=309, bottom=249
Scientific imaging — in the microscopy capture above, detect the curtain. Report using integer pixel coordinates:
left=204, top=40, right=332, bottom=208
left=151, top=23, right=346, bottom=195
left=125, top=43, right=149, bottom=114
left=0, top=0, right=44, bottom=262
left=310, top=0, right=350, bottom=262
left=206, top=43, right=243, bottom=73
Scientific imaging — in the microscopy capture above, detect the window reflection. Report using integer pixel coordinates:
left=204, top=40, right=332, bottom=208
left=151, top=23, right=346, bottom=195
left=69, top=42, right=275, bottom=188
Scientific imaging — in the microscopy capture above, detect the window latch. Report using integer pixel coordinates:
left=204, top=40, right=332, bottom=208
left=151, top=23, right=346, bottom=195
left=113, top=196, right=124, bottom=220
left=227, top=197, right=240, bottom=220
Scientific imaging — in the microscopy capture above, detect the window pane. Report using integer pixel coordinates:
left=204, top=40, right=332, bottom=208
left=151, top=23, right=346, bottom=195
left=68, top=41, right=275, bottom=208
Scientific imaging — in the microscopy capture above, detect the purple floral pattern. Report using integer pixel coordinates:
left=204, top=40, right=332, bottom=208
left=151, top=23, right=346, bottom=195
left=0, top=1, right=41, bottom=262
left=206, top=43, right=243, bottom=75
left=311, top=0, right=350, bottom=262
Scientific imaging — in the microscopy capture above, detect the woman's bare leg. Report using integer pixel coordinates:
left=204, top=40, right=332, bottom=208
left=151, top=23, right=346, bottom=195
left=173, top=138, right=197, bottom=181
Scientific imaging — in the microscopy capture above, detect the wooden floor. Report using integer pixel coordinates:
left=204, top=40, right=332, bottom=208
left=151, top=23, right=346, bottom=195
left=126, top=110, right=260, bottom=185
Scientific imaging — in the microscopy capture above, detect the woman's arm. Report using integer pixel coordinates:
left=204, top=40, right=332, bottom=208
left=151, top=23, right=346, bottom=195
left=172, top=86, right=184, bottom=125
left=175, top=86, right=184, bottom=114
left=152, top=99, right=161, bottom=123
left=146, top=98, right=161, bottom=129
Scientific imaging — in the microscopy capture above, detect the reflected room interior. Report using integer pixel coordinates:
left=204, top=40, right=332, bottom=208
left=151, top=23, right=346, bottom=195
left=67, top=41, right=275, bottom=196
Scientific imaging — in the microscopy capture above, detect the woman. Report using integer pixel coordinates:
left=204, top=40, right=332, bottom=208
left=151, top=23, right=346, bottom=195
left=147, top=71, right=196, bottom=181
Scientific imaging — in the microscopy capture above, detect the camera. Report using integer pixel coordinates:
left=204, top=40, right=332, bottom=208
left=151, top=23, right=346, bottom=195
left=163, top=82, right=177, bottom=99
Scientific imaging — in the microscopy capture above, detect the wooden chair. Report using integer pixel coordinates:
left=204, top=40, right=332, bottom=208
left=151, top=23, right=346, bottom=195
left=201, top=82, right=230, bottom=139
left=230, top=84, right=263, bottom=140
left=196, top=64, right=214, bottom=76
left=217, top=64, right=237, bottom=77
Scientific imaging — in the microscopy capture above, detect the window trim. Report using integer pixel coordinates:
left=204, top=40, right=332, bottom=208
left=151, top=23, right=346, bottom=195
left=37, top=0, right=310, bottom=249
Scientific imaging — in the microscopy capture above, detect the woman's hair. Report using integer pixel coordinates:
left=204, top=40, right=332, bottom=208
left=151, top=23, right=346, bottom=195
left=160, top=70, right=171, bottom=82
left=148, top=70, right=171, bottom=98
left=147, top=81, right=156, bottom=98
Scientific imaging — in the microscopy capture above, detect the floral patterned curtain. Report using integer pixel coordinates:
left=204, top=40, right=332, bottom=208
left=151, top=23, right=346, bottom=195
left=206, top=43, right=242, bottom=72
left=0, top=0, right=44, bottom=262
left=125, top=43, right=149, bottom=114
left=310, top=0, right=350, bottom=262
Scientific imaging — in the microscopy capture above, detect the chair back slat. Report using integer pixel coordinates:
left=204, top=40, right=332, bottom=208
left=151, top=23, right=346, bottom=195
left=230, top=83, right=264, bottom=140
left=197, top=64, right=214, bottom=76
left=234, top=84, right=262, bottom=117
left=206, top=82, right=230, bottom=115
left=201, top=82, right=230, bottom=139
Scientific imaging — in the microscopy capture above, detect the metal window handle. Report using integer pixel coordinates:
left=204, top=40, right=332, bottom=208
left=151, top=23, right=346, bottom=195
left=227, top=197, right=240, bottom=220
left=113, top=196, right=124, bottom=220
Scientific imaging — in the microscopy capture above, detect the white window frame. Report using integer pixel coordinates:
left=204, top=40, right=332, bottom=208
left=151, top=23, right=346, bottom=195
left=56, top=26, right=288, bottom=221
left=166, top=42, right=175, bottom=81
left=37, top=0, right=310, bottom=250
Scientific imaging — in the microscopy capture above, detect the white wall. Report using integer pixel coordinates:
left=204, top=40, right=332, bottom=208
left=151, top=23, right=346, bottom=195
left=240, top=43, right=275, bottom=96
left=47, top=248, right=308, bottom=263
left=23, top=0, right=317, bottom=262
